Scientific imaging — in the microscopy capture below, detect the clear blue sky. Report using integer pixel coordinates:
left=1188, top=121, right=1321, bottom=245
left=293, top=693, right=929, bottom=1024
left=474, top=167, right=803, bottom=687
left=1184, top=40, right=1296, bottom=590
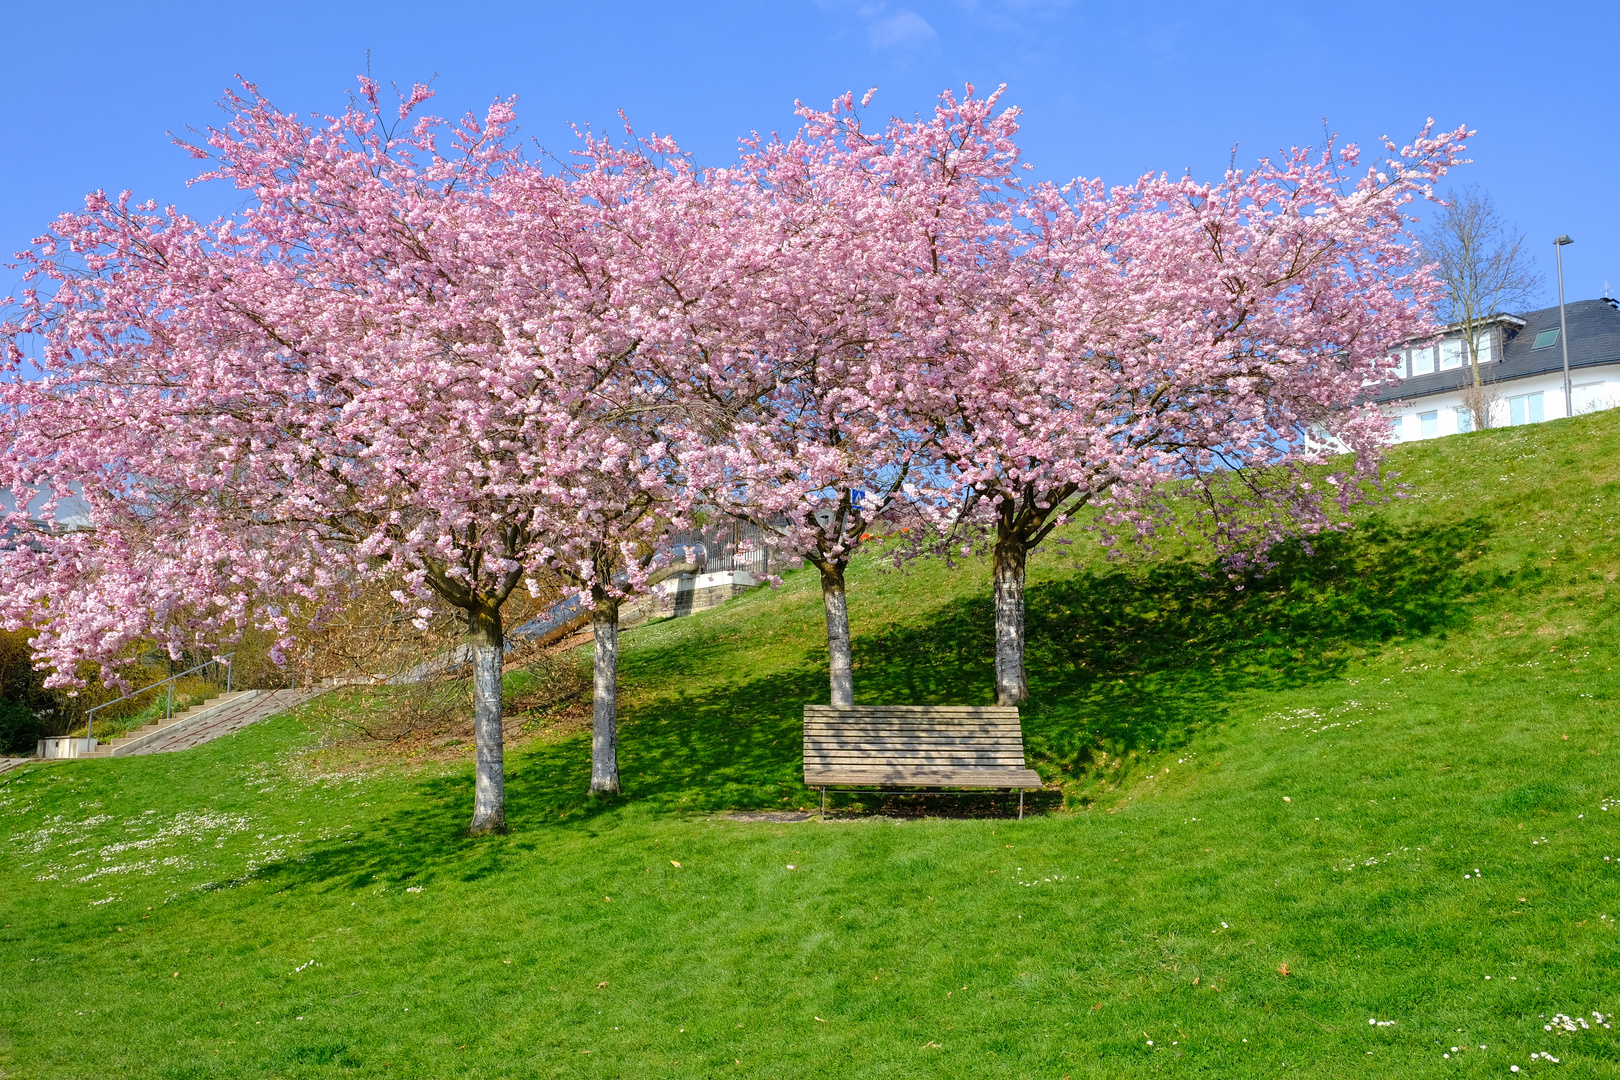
left=2, top=0, right=1615, bottom=309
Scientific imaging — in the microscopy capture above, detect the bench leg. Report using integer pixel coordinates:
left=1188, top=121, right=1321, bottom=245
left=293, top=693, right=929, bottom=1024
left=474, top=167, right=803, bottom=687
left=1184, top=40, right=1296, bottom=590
left=820, top=787, right=826, bottom=819
left=1019, top=789, right=1024, bottom=821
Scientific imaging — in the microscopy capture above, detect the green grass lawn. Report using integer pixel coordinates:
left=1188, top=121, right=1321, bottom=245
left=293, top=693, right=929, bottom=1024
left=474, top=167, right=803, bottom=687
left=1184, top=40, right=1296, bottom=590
left=2, top=411, right=1618, bottom=1078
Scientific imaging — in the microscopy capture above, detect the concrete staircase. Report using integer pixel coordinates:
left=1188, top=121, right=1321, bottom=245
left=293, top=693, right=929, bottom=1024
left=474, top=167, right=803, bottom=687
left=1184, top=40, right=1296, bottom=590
left=83, top=690, right=262, bottom=758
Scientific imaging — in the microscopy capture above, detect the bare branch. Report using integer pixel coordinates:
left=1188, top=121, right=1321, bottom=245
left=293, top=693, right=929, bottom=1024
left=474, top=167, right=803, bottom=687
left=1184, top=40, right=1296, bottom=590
left=1421, top=185, right=1542, bottom=427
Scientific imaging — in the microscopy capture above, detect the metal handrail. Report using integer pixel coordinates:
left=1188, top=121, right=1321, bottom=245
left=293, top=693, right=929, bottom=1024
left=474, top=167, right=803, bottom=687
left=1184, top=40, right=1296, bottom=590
left=84, top=653, right=233, bottom=742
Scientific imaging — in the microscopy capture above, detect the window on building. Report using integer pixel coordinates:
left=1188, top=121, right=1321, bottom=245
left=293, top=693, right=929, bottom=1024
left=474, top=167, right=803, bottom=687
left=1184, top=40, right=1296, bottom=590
left=1419, top=410, right=1439, bottom=438
left=1440, top=339, right=1464, bottom=369
left=1409, top=345, right=1436, bottom=376
left=1532, top=328, right=1559, bottom=349
left=1471, top=330, right=1494, bottom=365
left=1509, top=391, right=1545, bottom=426
left=1455, top=406, right=1474, bottom=433
left=1573, top=381, right=1611, bottom=415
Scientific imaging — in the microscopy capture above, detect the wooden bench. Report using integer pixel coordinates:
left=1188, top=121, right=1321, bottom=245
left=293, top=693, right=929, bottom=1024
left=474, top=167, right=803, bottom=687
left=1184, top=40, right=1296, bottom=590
left=803, top=705, right=1043, bottom=818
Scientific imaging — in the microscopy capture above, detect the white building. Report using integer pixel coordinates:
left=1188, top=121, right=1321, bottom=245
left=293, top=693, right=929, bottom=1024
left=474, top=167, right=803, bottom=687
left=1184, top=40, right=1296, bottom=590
left=1378, top=297, right=1620, bottom=441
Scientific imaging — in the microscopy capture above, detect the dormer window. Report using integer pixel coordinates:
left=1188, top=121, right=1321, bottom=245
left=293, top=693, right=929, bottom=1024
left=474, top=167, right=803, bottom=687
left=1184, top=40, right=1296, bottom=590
left=1409, top=344, right=1436, bottom=376
left=1532, top=328, right=1559, bottom=349
left=1407, top=327, right=1499, bottom=378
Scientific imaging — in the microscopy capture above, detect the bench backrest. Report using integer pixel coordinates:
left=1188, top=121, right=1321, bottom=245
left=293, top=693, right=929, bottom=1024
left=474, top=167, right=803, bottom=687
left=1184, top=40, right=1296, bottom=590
left=803, top=705, right=1028, bottom=771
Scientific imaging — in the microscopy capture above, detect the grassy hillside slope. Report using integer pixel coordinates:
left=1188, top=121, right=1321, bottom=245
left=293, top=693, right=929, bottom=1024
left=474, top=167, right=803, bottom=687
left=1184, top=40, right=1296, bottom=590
left=1, top=410, right=1617, bottom=1079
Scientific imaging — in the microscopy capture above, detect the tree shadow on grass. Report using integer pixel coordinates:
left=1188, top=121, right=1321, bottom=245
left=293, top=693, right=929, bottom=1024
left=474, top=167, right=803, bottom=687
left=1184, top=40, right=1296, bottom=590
left=530, top=514, right=1506, bottom=810
left=252, top=515, right=1511, bottom=888
left=854, top=516, right=1507, bottom=779
left=248, top=667, right=832, bottom=894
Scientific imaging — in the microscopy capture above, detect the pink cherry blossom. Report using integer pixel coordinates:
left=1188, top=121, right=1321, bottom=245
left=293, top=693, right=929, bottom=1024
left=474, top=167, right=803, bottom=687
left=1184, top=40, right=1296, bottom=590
left=2, top=74, right=1471, bottom=831
left=1, top=80, right=687, bottom=829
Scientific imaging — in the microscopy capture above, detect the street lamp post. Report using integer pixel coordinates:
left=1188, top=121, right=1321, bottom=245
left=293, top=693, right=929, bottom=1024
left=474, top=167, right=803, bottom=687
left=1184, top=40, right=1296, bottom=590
left=1555, top=235, right=1574, bottom=418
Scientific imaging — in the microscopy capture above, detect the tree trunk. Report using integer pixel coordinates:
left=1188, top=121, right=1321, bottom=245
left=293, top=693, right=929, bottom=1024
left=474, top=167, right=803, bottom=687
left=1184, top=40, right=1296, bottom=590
left=819, top=561, right=853, bottom=707
left=590, top=596, right=621, bottom=795
left=467, top=601, right=508, bottom=835
left=992, top=536, right=1028, bottom=706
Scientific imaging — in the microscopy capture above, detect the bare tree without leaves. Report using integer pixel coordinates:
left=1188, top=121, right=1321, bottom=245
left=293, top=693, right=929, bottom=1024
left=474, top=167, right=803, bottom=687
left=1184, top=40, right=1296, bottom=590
left=1423, top=185, right=1543, bottom=428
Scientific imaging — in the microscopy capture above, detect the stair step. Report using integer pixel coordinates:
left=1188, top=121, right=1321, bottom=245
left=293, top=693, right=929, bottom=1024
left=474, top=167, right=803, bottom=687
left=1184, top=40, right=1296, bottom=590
left=40, top=689, right=293, bottom=761
left=92, top=691, right=261, bottom=757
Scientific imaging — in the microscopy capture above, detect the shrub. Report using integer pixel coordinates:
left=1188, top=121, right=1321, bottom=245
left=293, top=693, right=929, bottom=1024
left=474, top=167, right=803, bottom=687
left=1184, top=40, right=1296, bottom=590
left=0, top=697, right=38, bottom=754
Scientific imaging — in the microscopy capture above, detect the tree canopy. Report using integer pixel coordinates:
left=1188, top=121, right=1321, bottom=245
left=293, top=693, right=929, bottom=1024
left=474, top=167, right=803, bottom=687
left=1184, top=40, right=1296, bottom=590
left=1, top=79, right=1468, bottom=827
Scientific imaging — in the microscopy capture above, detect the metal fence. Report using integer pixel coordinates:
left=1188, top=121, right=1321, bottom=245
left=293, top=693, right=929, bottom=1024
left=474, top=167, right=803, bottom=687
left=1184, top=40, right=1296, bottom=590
left=669, top=519, right=772, bottom=577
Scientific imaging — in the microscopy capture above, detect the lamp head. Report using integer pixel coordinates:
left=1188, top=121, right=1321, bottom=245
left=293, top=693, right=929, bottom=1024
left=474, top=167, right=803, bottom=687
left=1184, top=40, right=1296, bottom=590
left=1554, top=235, right=1574, bottom=246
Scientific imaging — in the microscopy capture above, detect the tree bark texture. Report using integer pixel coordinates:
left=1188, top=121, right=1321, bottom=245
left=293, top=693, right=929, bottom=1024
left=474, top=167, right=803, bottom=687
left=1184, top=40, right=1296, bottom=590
left=590, top=596, right=621, bottom=795
left=992, top=537, right=1028, bottom=706
left=820, top=562, right=853, bottom=707
left=467, top=602, right=508, bottom=835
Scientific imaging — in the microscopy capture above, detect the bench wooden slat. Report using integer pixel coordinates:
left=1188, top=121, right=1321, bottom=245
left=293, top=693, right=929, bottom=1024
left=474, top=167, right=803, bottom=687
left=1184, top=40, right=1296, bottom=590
left=806, top=746, right=1027, bottom=757
left=803, top=719, right=1023, bottom=724
left=806, top=712, right=1017, bottom=722
left=806, top=751, right=1030, bottom=761
left=806, top=748, right=1027, bottom=756
left=806, top=741, right=1023, bottom=749
left=809, top=766, right=1032, bottom=773
left=803, top=714, right=1018, bottom=722
left=805, top=766, right=1043, bottom=778
left=805, top=767, right=1043, bottom=789
left=804, top=736, right=1027, bottom=746
left=800, top=725, right=1017, bottom=735
left=804, top=705, right=1017, bottom=714
left=806, top=761, right=1030, bottom=767
left=805, top=735, right=1022, bottom=744
left=803, top=738, right=1024, bottom=747
left=802, top=716, right=1021, bottom=723
left=807, top=751, right=1025, bottom=760
left=805, top=763, right=1039, bottom=774
left=804, top=713, right=1018, bottom=724
left=806, top=748, right=1025, bottom=757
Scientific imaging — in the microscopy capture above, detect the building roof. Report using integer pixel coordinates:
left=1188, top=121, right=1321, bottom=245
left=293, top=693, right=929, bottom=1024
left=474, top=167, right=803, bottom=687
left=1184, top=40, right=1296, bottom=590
left=1371, top=297, right=1620, bottom=403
